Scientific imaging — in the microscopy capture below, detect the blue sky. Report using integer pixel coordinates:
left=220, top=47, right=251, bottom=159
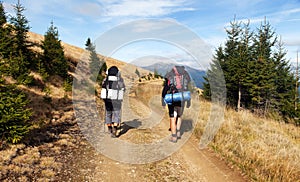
left=3, top=0, right=300, bottom=70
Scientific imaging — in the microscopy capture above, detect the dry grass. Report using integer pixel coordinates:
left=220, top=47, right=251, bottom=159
left=195, top=100, right=300, bottom=181
left=12, top=147, right=40, bottom=165
left=40, top=156, right=61, bottom=169
left=40, top=169, right=56, bottom=179
left=0, top=144, right=25, bottom=165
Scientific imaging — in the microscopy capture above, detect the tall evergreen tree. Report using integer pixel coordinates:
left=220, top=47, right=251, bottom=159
left=0, top=2, right=32, bottom=143
left=208, top=20, right=252, bottom=110
left=9, top=0, right=31, bottom=58
left=272, top=38, right=296, bottom=118
left=8, top=0, right=32, bottom=82
left=0, top=1, right=9, bottom=69
left=86, top=38, right=101, bottom=77
left=0, top=1, right=5, bottom=26
left=250, top=20, right=278, bottom=113
left=85, top=38, right=106, bottom=83
left=41, top=21, right=68, bottom=78
left=222, top=20, right=242, bottom=107
left=203, top=46, right=227, bottom=102
left=236, top=22, right=253, bottom=109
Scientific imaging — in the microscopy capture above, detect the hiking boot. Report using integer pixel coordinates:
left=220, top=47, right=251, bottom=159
left=111, top=127, right=117, bottom=138
left=169, top=134, right=177, bottom=143
left=108, top=126, right=112, bottom=134
left=176, top=130, right=181, bottom=139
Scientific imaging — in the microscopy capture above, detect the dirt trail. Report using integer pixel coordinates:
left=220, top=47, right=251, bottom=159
left=178, top=138, right=245, bottom=182
left=70, top=79, right=247, bottom=182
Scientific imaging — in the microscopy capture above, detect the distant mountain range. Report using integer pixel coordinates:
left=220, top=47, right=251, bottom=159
left=134, top=62, right=206, bottom=89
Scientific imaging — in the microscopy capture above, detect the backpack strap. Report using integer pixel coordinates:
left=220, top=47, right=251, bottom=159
left=116, top=74, right=120, bottom=100
left=173, top=67, right=182, bottom=90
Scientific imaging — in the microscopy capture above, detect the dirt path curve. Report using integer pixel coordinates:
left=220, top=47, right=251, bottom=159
left=73, top=132, right=246, bottom=181
left=70, top=79, right=247, bottom=182
left=178, top=137, right=246, bottom=182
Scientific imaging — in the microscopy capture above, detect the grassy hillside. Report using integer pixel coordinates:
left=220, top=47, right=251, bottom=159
left=0, top=31, right=152, bottom=181
left=27, top=32, right=150, bottom=77
left=195, top=100, right=300, bottom=181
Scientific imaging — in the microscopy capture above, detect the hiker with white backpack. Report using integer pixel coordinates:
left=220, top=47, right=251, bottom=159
left=162, top=65, right=191, bottom=143
left=101, top=66, right=125, bottom=138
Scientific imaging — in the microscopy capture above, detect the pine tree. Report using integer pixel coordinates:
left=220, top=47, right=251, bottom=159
left=222, top=19, right=242, bottom=107
left=203, top=46, right=227, bottom=103
left=0, top=1, right=9, bottom=71
left=9, top=0, right=31, bottom=60
left=135, top=68, right=140, bottom=78
left=0, top=1, right=5, bottom=26
left=208, top=19, right=252, bottom=110
left=250, top=20, right=278, bottom=113
left=272, top=38, right=296, bottom=118
left=0, top=78, right=32, bottom=143
left=8, top=0, right=32, bottom=83
left=100, top=61, right=107, bottom=82
left=235, top=22, right=253, bottom=110
left=86, top=38, right=101, bottom=79
left=41, top=21, right=68, bottom=78
left=85, top=38, right=106, bottom=83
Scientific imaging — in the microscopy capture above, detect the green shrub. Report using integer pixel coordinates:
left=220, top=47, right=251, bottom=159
left=0, top=81, right=32, bottom=143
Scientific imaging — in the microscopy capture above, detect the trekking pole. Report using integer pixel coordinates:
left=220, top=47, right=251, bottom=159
left=103, top=110, right=106, bottom=133
left=119, top=106, right=122, bottom=136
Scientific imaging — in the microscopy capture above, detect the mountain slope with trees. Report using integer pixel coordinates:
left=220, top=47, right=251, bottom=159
left=203, top=18, right=298, bottom=123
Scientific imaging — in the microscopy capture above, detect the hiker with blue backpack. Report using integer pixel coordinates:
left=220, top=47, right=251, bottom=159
left=101, top=66, right=125, bottom=138
left=162, top=65, right=191, bottom=143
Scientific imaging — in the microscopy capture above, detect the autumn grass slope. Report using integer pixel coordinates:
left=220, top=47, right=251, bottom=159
left=195, top=100, right=300, bottom=181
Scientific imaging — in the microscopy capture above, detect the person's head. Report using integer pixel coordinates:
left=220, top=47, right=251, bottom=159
left=174, top=65, right=184, bottom=69
left=107, top=66, right=119, bottom=76
left=109, top=66, right=118, bottom=71
left=172, top=65, right=185, bottom=72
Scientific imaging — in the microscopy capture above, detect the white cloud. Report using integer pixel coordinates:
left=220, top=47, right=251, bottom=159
left=216, top=0, right=265, bottom=10
left=99, top=0, right=195, bottom=17
left=74, top=2, right=104, bottom=17
left=283, top=35, right=300, bottom=47
left=257, top=7, right=300, bottom=24
left=279, top=7, right=300, bottom=16
left=286, top=18, right=300, bottom=22
left=131, top=18, right=176, bottom=33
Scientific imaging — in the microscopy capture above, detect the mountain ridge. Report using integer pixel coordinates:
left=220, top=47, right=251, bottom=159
left=132, top=61, right=206, bottom=88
